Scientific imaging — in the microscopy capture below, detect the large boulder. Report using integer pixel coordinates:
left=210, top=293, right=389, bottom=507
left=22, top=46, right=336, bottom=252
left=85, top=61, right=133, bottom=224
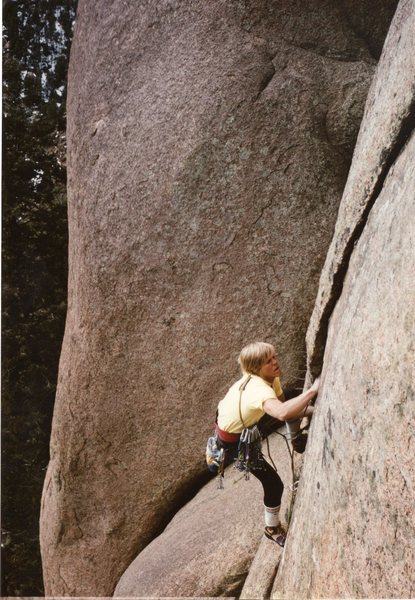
left=40, top=1, right=394, bottom=595
left=271, top=2, right=415, bottom=597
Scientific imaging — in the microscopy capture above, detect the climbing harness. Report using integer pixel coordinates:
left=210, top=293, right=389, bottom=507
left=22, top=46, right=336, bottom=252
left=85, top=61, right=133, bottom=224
left=206, top=373, right=315, bottom=502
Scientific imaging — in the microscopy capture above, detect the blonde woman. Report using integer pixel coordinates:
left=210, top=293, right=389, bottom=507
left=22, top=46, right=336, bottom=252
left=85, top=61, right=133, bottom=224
left=215, top=341, right=319, bottom=546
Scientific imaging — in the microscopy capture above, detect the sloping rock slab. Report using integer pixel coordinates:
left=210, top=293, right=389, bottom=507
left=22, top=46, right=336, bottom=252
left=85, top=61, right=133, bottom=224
left=240, top=536, right=282, bottom=600
left=306, top=0, right=415, bottom=377
left=114, top=432, right=292, bottom=598
left=272, top=128, right=415, bottom=599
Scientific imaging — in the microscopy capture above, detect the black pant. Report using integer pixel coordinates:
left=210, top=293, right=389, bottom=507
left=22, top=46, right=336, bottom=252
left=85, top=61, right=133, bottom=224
left=219, top=437, right=284, bottom=507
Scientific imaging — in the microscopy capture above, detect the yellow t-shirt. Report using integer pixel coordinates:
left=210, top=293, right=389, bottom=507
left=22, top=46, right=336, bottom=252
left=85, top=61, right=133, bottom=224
left=217, top=374, right=283, bottom=433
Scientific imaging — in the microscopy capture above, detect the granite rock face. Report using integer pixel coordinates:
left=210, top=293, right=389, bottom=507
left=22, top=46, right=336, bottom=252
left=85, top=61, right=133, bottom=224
left=40, top=1, right=394, bottom=595
left=272, top=2, right=415, bottom=597
left=114, top=432, right=292, bottom=598
left=307, top=0, right=415, bottom=377
left=274, top=127, right=415, bottom=600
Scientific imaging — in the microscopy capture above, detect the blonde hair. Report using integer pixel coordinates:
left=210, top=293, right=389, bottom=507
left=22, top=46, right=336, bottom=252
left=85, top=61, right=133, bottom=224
left=238, top=342, right=275, bottom=375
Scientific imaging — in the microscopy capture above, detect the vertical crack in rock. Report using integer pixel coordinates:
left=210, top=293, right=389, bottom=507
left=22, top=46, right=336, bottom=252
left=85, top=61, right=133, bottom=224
left=58, top=566, right=70, bottom=595
left=262, top=560, right=280, bottom=600
left=309, top=100, right=415, bottom=378
left=248, top=198, right=275, bottom=231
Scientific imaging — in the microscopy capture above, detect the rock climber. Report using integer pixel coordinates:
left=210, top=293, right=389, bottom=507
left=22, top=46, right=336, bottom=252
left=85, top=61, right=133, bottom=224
left=213, top=341, right=319, bottom=546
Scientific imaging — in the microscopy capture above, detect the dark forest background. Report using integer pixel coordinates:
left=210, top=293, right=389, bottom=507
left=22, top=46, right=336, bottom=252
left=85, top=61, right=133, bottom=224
left=2, top=0, right=77, bottom=594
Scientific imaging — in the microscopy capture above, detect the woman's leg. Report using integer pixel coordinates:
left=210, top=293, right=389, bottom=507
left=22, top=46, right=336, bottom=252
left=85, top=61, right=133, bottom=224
left=252, top=460, right=286, bottom=545
left=251, top=460, right=284, bottom=507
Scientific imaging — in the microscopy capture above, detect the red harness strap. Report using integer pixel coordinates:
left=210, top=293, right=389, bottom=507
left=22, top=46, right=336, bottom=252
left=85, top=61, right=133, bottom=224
left=215, top=424, right=240, bottom=443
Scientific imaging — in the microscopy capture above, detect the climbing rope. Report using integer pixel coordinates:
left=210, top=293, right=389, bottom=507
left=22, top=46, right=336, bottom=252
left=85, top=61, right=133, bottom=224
left=264, top=430, right=297, bottom=523
left=263, top=394, right=313, bottom=526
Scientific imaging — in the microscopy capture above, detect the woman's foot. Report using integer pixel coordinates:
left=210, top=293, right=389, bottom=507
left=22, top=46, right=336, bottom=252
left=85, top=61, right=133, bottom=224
left=264, top=524, right=286, bottom=547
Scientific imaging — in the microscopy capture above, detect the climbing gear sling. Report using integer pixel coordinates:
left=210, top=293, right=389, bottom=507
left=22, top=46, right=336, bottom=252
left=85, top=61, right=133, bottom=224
left=234, top=376, right=265, bottom=478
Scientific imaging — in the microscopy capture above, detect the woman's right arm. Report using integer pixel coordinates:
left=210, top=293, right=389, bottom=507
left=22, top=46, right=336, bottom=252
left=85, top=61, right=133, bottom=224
left=263, top=378, right=320, bottom=421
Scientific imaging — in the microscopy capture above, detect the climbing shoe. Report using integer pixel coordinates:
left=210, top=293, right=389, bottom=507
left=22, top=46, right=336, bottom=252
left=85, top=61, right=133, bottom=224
left=264, top=525, right=286, bottom=547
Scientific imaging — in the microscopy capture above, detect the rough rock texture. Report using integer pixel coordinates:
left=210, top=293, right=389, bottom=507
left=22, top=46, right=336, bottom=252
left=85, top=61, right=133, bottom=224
left=240, top=536, right=282, bottom=600
left=273, top=127, right=415, bottom=600
left=271, top=3, right=415, bottom=597
left=307, top=0, right=415, bottom=377
left=40, top=1, right=396, bottom=596
left=114, top=432, right=292, bottom=598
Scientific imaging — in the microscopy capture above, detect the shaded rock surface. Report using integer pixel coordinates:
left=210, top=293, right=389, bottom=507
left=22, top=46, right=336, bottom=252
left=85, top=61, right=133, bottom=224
left=114, top=431, right=292, bottom=598
left=40, top=1, right=396, bottom=596
left=271, top=3, right=415, bottom=597
left=338, top=0, right=399, bottom=59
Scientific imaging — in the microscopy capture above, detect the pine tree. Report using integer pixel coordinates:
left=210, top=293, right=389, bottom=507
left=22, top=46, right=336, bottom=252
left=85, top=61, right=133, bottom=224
left=2, top=1, right=77, bottom=594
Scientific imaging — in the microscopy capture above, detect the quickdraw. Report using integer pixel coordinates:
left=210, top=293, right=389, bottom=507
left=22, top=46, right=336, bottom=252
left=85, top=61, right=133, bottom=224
left=235, top=424, right=264, bottom=478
